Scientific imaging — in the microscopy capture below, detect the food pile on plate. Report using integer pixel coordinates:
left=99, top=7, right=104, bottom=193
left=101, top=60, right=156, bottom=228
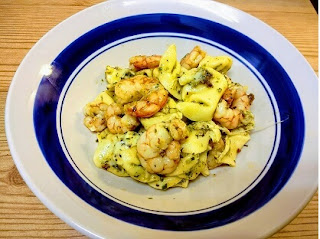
left=83, top=44, right=255, bottom=190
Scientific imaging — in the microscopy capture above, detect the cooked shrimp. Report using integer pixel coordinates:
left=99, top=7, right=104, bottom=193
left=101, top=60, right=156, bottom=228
left=232, top=87, right=254, bottom=111
left=222, top=86, right=254, bottom=110
left=115, top=75, right=168, bottom=118
left=83, top=102, right=109, bottom=132
left=168, top=118, right=189, bottom=141
left=137, top=119, right=188, bottom=175
left=115, top=75, right=156, bottom=104
left=129, top=55, right=162, bottom=71
left=180, top=46, right=206, bottom=70
left=221, top=87, right=234, bottom=106
left=125, top=87, right=168, bottom=118
left=106, top=115, right=139, bottom=134
left=105, top=103, right=140, bottom=134
left=83, top=102, right=139, bottom=133
left=213, top=85, right=254, bottom=129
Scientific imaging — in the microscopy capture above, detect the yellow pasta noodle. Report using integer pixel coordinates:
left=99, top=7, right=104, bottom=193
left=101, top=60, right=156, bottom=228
left=181, top=121, right=221, bottom=154
left=177, top=67, right=228, bottom=121
left=158, top=44, right=182, bottom=100
left=198, top=55, right=233, bottom=74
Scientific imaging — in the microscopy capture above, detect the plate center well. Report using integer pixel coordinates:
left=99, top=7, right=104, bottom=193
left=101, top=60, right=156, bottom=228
left=57, top=35, right=279, bottom=214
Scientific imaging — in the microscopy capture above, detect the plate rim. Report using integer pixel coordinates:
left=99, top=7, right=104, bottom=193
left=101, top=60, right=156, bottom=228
left=5, top=0, right=318, bottom=238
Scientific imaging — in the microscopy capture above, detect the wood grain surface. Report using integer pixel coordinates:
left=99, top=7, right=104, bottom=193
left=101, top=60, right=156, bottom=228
left=0, top=0, right=318, bottom=238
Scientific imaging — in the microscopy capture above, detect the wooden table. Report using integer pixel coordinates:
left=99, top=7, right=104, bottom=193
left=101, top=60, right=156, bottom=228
left=0, top=0, right=317, bottom=238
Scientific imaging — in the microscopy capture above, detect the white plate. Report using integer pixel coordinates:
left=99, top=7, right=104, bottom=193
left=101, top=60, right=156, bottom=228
left=5, top=0, right=318, bottom=238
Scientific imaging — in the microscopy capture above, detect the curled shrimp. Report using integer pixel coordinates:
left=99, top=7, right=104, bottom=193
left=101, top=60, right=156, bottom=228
left=105, top=103, right=140, bottom=134
left=180, top=46, right=206, bottom=70
left=231, top=88, right=254, bottom=111
left=83, top=102, right=139, bottom=133
left=129, top=55, right=162, bottom=71
left=137, top=119, right=189, bottom=175
left=83, top=102, right=109, bottom=132
left=115, top=75, right=168, bottom=118
left=213, top=85, right=254, bottom=129
left=213, top=100, right=242, bottom=129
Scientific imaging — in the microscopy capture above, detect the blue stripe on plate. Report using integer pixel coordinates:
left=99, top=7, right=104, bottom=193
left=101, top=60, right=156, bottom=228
left=33, top=13, right=304, bottom=230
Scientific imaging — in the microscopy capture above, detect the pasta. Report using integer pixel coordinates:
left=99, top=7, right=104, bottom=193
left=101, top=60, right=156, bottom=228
left=83, top=44, right=255, bottom=190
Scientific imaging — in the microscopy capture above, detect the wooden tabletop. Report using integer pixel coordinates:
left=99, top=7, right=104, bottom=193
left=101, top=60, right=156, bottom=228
left=0, top=0, right=318, bottom=238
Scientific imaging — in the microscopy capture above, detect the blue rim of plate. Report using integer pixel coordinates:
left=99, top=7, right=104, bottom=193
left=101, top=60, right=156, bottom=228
left=33, top=13, right=305, bottom=231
